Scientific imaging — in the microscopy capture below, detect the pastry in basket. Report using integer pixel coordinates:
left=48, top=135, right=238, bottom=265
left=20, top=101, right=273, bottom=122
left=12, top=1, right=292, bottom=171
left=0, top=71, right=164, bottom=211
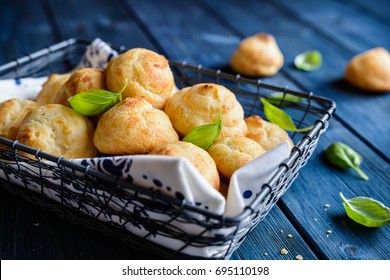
left=149, top=141, right=220, bottom=190
left=94, top=97, right=179, bottom=155
left=0, top=98, right=39, bottom=140
left=245, top=115, right=294, bottom=151
left=106, top=48, right=175, bottom=109
left=54, top=68, right=107, bottom=107
left=16, top=104, right=98, bottom=159
left=36, top=73, right=71, bottom=105
left=164, top=83, right=247, bottom=138
left=345, top=47, right=390, bottom=92
left=230, top=33, right=284, bottom=77
left=207, top=136, right=266, bottom=180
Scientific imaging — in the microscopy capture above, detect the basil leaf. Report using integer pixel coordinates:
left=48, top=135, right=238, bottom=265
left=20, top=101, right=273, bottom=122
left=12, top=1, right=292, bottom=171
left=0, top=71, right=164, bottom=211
left=68, top=83, right=126, bottom=116
left=183, top=114, right=222, bottom=150
left=323, top=142, right=369, bottom=180
left=266, top=92, right=302, bottom=106
left=340, top=192, right=390, bottom=228
left=294, top=50, right=322, bottom=71
left=260, top=98, right=313, bottom=132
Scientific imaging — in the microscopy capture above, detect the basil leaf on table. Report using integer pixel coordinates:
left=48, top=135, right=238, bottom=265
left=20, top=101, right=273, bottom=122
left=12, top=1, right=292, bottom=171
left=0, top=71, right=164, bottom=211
left=68, top=83, right=127, bottom=116
left=294, top=50, right=322, bottom=71
left=323, top=142, right=369, bottom=180
left=266, top=92, right=302, bottom=106
left=340, top=192, right=390, bottom=228
left=260, top=98, right=313, bottom=132
left=183, top=114, right=222, bottom=150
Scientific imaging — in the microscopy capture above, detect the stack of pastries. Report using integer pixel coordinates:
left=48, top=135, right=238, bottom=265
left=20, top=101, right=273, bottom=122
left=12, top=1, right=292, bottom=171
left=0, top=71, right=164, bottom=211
left=0, top=47, right=294, bottom=194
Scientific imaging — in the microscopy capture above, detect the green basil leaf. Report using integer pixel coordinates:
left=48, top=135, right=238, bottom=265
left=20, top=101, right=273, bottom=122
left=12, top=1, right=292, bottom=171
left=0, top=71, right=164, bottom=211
left=266, top=92, right=302, bottom=106
left=68, top=83, right=126, bottom=116
left=183, top=114, right=222, bottom=150
left=260, top=98, right=313, bottom=132
left=323, top=143, right=368, bottom=180
left=340, top=192, right=390, bottom=228
left=294, top=50, right=322, bottom=71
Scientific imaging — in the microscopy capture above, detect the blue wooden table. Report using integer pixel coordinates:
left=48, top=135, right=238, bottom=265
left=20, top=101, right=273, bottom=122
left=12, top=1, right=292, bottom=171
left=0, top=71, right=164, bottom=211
left=0, top=0, right=389, bottom=260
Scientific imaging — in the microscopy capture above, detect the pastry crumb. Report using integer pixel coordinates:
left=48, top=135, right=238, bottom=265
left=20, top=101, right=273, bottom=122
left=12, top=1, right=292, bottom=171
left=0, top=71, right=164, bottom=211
left=326, top=230, right=332, bottom=234
left=295, top=255, right=303, bottom=260
left=287, top=233, right=293, bottom=238
left=324, top=203, right=330, bottom=208
left=263, top=252, right=269, bottom=256
left=280, top=248, right=289, bottom=255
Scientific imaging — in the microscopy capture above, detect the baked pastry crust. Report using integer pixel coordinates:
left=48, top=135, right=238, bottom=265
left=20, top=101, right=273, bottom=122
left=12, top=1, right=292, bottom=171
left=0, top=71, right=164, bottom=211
left=149, top=141, right=220, bottom=190
left=164, top=83, right=247, bottom=138
left=106, top=48, right=175, bottom=109
left=345, top=47, right=390, bottom=92
left=36, top=73, right=71, bottom=105
left=0, top=98, right=39, bottom=140
left=207, top=136, right=266, bottom=179
left=230, top=33, right=284, bottom=77
left=245, top=115, right=294, bottom=151
left=16, top=104, right=97, bottom=159
left=54, top=68, right=107, bottom=107
left=94, top=97, right=179, bottom=155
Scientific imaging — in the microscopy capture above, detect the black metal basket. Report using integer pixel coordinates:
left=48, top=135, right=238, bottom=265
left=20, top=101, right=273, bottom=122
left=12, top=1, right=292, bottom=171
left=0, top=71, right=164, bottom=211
left=0, top=38, right=335, bottom=259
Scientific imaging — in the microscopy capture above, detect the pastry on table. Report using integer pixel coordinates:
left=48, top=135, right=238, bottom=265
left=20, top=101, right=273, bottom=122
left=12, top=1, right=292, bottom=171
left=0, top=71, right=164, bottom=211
left=245, top=115, right=294, bottom=151
left=345, top=47, right=390, bottom=92
left=106, top=48, right=175, bottom=109
left=164, top=83, right=247, bottom=139
left=36, top=73, right=71, bottom=105
left=149, top=141, right=220, bottom=190
left=16, top=104, right=97, bottom=159
left=0, top=98, right=39, bottom=141
left=54, top=68, right=107, bottom=107
left=207, top=136, right=266, bottom=180
left=94, top=97, right=179, bottom=155
left=230, top=33, right=284, bottom=77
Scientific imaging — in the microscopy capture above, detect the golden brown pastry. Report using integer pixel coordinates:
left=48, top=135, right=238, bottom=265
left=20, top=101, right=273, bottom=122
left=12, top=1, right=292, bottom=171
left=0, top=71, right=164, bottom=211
left=230, top=33, right=284, bottom=77
left=207, top=136, right=266, bottom=179
left=149, top=141, right=220, bottom=190
left=345, top=47, right=390, bottom=92
left=245, top=115, right=294, bottom=151
left=16, top=104, right=97, bottom=159
left=106, top=48, right=175, bottom=109
left=54, top=68, right=107, bottom=107
left=0, top=98, right=39, bottom=140
left=164, top=83, right=247, bottom=138
left=94, top=97, right=179, bottom=155
left=36, top=73, right=71, bottom=105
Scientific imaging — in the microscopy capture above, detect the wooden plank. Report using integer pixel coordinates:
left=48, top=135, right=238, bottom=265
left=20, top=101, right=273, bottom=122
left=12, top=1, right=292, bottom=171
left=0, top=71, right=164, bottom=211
left=280, top=120, right=390, bottom=260
left=200, top=0, right=390, bottom=160
left=272, top=0, right=390, bottom=54
left=126, top=0, right=390, bottom=259
left=230, top=208, right=317, bottom=260
left=46, top=0, right=153, bottom=49
left=0, top=190, right=162, bottom=259
left=200, top=0, right=390, bottom=260
left=124, top=0, right=322, bottom=260
left=0, top=1, right=56, bottom=62
left=349, top=0, right=390, bottom=23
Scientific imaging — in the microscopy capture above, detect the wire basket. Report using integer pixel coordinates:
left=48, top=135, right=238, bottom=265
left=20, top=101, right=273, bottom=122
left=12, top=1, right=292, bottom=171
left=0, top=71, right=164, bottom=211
left=0, top=38, right=335, bottom=259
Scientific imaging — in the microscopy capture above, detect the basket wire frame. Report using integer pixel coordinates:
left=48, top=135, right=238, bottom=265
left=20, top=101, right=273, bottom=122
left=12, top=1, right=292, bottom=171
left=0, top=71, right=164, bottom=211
left=0, top=38, right=335, bottom=259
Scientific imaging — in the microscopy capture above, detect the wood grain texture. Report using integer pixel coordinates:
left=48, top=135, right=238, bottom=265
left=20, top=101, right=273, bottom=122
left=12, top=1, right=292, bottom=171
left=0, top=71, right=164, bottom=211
left=0, top=0, right=389, bottom=260
left=46, top=0, right=153, bottom=50
left=0, top=0, right=55, bottom=62
left=125, top=0, right=318, bottom=260
left=201, top=0, right=390, bottom=160
left=280, top=120, right=390, bottom=259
